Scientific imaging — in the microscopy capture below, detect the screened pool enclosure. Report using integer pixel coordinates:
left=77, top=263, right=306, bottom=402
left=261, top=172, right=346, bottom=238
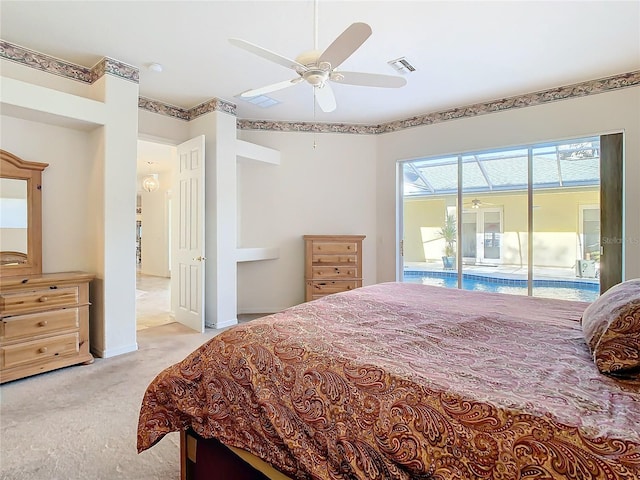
left=400, top=136, right=604, bottom=301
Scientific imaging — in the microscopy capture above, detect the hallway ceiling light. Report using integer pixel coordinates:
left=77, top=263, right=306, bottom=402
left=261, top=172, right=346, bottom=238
left=142, top=174, right=159, bottom=192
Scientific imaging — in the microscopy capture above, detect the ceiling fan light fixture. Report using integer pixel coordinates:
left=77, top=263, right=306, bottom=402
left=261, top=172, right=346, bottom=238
left=229, top=22, right=406, bottom=114
left=303, top=69, right=329, bottom=86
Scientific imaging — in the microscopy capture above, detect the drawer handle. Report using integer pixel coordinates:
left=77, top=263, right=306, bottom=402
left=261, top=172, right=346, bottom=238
left=39, top=296, right=49, bottom=303
left=38, top=347, right=48, bottom=354
left=38, top=320, right=48, bottom=327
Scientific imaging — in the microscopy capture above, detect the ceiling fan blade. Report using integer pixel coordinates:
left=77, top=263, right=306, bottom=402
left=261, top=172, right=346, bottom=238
left=314, top=83, right=336, bottom=112
left=318, top=22, right=372, bottom=69
left=229, top=38, right=307, bottom=72
left=334, top=71, right=407, bottom=88
left=240, top=77, right=303, bottom=98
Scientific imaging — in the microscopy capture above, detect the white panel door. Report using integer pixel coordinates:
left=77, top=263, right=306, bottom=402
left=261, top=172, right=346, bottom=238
left=171, top=135, right=205, bottom=332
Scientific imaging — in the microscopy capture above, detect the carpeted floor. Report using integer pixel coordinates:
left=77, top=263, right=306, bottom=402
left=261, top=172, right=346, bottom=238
left=0, top=322, right=224, bottom=480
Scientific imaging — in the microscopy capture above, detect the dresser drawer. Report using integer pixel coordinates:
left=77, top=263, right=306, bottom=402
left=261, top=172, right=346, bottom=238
left=307, top=280, right=360, bottom=298
left=1, top=308, right=79, bottom=342
left=0, top=287, right=78, bottom=316
left=312, top=242, right=359, bottom=255
left=1, top=332, right=79, bottom=369
left=312, top=266, right=359, bottom=279
left=312, top=254, right=357, bottom=265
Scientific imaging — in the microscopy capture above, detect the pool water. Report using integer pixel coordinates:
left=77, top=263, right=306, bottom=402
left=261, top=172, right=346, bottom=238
left=403, top=271, right=599, bottom=302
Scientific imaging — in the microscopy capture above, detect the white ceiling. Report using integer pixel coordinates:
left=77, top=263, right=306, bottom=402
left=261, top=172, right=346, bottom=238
left=1, top=1, right=638, bottom=180
left=2, top=0, right=639, bottom=127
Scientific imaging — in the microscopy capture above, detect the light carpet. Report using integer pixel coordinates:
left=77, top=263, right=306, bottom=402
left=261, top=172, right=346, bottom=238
left=0, top=322, right=221, bottom=480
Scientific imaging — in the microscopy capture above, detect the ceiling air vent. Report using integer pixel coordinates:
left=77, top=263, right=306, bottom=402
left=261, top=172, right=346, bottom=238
left=387, top=57, right=416, bottom=74
left=234, top=93, right=280, bottom=108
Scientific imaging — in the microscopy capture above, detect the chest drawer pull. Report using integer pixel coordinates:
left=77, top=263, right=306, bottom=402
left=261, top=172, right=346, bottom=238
left=39, top=296, right=49, bottom=302
left=38, top=320, right=48, bottom=327
left=38, top=347, right=48, bottom=354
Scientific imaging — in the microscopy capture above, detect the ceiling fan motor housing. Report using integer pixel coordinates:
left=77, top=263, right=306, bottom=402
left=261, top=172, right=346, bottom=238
left=303, top=69, right=329, bottom=86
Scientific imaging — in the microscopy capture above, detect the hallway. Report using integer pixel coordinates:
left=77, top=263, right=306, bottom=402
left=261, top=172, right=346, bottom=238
left=136, top=273, right=172, bottom=330
left=136, top=272, right=269, bottom=330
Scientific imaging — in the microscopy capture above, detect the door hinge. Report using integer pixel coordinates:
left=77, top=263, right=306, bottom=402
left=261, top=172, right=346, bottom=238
left=400, top=239, right=404, bottom=256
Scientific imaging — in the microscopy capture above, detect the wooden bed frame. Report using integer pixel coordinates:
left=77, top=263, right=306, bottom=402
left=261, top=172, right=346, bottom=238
left=180, top=429, right=292, bottom=480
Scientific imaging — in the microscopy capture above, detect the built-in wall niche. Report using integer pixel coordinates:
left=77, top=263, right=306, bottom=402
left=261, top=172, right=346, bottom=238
left=236, top=139, right=280, bottom=263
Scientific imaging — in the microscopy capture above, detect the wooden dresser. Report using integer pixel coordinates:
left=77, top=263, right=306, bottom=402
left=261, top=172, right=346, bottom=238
left=0, top=271, right=94, bottom=383
left=304, top=235, right=365, bottom=302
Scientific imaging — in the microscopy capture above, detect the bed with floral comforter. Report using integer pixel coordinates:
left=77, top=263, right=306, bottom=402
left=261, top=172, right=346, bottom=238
left=137, top=282, right=640, bottom=479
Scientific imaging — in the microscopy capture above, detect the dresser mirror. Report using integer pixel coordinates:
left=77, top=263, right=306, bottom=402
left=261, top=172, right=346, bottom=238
left=0, top=149, right=48, bottom=277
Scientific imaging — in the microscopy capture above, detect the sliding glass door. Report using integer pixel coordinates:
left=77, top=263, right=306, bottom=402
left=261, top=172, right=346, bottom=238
left=399, top=135, right=612, bottom=301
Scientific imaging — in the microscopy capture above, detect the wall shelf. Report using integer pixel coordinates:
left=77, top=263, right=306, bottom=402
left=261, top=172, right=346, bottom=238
left=236, top=247, right=279, bottom=263
left=236, top=139, right=280, bottom=165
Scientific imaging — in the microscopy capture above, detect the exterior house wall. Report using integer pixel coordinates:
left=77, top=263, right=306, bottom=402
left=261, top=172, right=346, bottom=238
left=404, top=189, right=599, bottom=267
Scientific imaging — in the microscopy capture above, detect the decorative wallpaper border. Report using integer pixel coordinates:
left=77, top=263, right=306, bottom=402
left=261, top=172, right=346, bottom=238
left=238, top=70, right=640, bottom=134
left=1, top=40, right=638, bottom=134
left=137, top=96, right=237, bottom=120
left=0, top=40, right=94, bottom=83
left=138, top=97, right=190, bottom=121
left=92, top=57, right=139, bottom=84
left=188, top=97, right=237, bottom=119
left=0, top=40, right=139, bottom=84
left=374, top=70, right=640, bottom=134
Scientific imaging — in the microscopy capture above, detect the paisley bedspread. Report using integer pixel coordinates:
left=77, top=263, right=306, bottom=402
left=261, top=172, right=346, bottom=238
left=137, top=282, right=640, bottom=479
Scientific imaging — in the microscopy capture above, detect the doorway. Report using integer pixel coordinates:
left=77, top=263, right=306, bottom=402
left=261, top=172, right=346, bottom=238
left=136, top=138, right=176, bottom=330
left=461, top=208, right=503, bottom=265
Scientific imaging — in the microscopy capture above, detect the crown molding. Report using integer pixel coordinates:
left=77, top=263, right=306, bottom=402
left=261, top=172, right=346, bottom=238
left=2, top=40, right=638, bottom=134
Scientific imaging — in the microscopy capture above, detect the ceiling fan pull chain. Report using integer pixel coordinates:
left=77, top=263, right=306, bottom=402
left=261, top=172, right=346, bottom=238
left=313, top=89, right=318, bottom=149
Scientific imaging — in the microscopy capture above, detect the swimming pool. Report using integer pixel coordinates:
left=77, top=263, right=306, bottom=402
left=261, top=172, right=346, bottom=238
left=403, top=270, right=599, bottom=302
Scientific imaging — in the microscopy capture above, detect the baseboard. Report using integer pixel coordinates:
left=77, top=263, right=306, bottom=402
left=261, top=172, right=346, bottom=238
left=91, top=343, right=139, bottom=358
left=207, top=318, right=237, bottom=329
left=238, top=306, right=289, bottom=315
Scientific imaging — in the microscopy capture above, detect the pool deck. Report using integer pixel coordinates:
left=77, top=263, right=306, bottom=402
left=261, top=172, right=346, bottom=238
left=403, top=261, right=599, bottom=286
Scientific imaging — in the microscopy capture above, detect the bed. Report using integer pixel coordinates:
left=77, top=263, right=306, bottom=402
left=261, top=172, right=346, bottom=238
left=137, top=281, right=640, bottom=479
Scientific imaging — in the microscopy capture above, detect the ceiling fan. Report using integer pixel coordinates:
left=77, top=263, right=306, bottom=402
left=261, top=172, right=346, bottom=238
left=229, top=15, right=407, bottom=113
left=465, top=199, right=497, bottom=209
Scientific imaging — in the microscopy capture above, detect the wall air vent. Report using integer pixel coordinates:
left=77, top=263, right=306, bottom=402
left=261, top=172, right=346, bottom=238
left=387, top=57, right=416, bottom=74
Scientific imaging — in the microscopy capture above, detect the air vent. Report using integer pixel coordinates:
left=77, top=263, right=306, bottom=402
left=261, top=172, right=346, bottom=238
left=234, top=93, right=280, bottom=108
left=387, top=57, right=416, bottom=74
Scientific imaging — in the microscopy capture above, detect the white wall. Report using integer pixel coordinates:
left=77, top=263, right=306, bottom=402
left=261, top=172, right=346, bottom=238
left=139, top=174, right=171, bottom=277
left=0, top=115, right=94, bottom=273
left=376, top=86, right=640, bottom=282
left=138, top=109, right=189, bottom=144
left=236, top=130, right=378, bottom=313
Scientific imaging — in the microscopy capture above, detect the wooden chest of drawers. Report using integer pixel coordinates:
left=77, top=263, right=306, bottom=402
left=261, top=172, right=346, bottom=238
left=304, top=235, right=365, bottom=302
left=0, top=271, right=94, bottom=383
